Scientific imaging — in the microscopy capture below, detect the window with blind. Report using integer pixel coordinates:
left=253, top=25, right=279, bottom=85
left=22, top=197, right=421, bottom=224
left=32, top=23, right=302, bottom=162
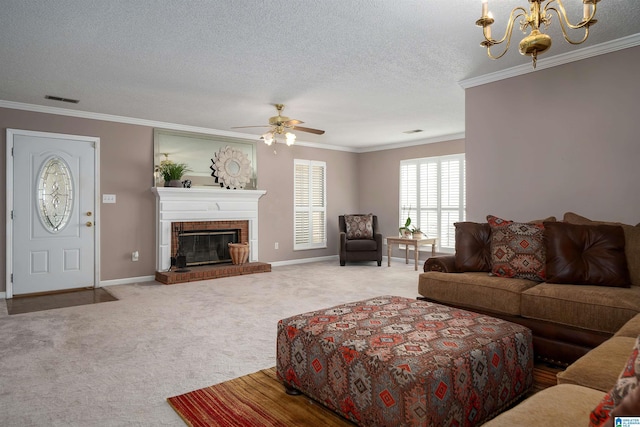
left=294, top=159, right=327, bottom=250
left=399, top=154, right=465, bottom=252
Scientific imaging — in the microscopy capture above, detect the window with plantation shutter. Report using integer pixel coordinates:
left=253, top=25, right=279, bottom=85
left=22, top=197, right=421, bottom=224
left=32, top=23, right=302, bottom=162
left=294, top=159, right=327, bottom=250
left=399, top=154, right=465, bottom=252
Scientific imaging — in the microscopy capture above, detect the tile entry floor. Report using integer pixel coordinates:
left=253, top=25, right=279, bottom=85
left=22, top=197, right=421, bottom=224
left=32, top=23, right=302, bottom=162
left=6, top=288, right=118, bottom=315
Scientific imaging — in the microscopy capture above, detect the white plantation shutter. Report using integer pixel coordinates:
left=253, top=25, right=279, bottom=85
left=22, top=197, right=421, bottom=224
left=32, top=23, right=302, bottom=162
left=294, top=159, right=327, bottom=250
left=399, top=154, right=465, bottom=251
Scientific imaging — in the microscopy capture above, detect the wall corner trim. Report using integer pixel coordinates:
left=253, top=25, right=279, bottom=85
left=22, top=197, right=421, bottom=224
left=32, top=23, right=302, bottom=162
left=459, top=33, right=640, bottom=89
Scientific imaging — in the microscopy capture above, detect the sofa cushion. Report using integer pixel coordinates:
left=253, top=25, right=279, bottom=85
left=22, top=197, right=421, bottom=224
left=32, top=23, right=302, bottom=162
left=615, top=314, right=640, bottom=338
left=557, top=336, right=637, bottom=393
left=564, top=212, right=640, bottom=286
left=487, top=215, right=546, bottom=281
left=544, top=222, right=631, bottom=288
left=454, top=222, right=491, bottom=272
left=418, top=271, right=539, bottom=316
left=344, top=214, right=373, bottom=239
left=482, top=384, right=604, bottom=427
left=590, top=335, right=640, bottom=427
left=521, top=283, right=640, bottom=334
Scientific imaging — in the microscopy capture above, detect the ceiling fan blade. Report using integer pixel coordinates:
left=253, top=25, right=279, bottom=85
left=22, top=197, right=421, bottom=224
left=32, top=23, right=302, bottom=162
left=284, top=119, right=304, bottom=126
left=230, top=125, right=270, bottom=129
left=294, top=126, right=325, bottom=135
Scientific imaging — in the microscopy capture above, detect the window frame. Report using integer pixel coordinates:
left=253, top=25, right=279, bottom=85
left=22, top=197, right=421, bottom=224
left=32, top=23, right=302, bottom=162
left=399, top=153, right=466, bottom=252
left=293, top=159, right=327, bottom=251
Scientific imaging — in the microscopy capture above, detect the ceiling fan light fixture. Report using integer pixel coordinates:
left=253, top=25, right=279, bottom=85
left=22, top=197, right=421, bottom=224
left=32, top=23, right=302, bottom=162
left=285, top=132, right=296, bottom=146
left=262, top=132, right=274, bottom=146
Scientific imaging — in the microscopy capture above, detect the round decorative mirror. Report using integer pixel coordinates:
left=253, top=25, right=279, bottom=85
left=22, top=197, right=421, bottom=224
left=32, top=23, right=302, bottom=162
left=225, top=158, right=241, bottom=176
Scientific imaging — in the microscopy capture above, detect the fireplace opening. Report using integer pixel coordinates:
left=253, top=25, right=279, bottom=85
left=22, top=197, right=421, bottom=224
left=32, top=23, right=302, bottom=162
left=177, top=229, right=239, bottom=266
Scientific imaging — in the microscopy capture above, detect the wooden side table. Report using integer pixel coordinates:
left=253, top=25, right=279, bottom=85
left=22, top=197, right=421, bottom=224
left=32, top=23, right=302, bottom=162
left=386, top=236, right=438, bottom=271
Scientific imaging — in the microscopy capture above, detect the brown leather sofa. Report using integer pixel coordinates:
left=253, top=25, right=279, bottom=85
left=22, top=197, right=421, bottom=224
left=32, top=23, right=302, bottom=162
left=339, top=214, right=383, bottom=266
left=418, top=212, right=640, bottom=366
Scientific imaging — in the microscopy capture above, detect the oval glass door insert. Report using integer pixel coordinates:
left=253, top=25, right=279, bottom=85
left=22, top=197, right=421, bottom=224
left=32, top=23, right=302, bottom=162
left=37, top=157, right=74, bottom=233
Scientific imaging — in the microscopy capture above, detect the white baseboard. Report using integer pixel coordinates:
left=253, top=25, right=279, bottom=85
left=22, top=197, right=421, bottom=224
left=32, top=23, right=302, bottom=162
left=269, top=255, right=339, bottom=267
left=100, top=275, right=156, bottom=287
left=269, top=255, right=423, bottom=267
left=0, top=292, right=5, bottom=299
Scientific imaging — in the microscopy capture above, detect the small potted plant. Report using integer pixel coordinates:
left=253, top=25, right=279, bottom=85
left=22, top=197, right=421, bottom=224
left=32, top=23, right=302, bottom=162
left=411, top=227, right=424, bottom=239
left=157, top=160, right=191, bottom=187
left=399, top=217, right=413, bottom=238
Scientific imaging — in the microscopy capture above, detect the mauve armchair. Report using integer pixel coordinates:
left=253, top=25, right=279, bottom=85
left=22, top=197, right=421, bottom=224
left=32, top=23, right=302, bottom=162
left=339, top=214, right=383, bottom=266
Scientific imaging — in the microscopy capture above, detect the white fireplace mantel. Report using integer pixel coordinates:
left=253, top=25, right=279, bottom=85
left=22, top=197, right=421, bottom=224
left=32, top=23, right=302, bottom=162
left=152, top=187, right=266, bottom=271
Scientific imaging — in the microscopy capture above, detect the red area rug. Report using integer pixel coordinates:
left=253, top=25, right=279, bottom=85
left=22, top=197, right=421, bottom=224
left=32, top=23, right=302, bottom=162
left=167, top=368, right=354, bottom=427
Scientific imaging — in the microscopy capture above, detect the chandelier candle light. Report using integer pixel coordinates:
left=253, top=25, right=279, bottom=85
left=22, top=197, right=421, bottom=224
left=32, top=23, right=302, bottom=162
left=476, top=0, right=599, bottom=68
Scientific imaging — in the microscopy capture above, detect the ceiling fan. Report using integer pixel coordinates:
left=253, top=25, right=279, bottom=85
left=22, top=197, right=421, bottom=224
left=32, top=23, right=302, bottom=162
left=231, top=104, right=325, bottom=147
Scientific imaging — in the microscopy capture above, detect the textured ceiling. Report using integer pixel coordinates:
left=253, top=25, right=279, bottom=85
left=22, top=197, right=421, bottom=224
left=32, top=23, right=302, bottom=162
left=1, top=1, right=639, bottom=149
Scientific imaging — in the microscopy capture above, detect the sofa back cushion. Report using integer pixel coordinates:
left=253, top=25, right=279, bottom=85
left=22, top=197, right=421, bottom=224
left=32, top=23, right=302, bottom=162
left=487, top=215, right=546, bottom=281
left=545, top=222, right=630, bottom=287
left=454, top=222, right=492, bottom=272
left=563, top=212, right=640, bottom=286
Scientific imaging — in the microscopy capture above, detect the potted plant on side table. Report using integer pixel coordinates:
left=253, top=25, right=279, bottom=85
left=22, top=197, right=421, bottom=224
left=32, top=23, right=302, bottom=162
left=399, top=217, right=413, bottom=238
left=411, top=227, right=424, bottom=239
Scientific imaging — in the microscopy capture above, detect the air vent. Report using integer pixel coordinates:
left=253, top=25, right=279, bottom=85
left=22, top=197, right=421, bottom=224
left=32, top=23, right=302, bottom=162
left=402, top=129, right=424, bottom=134
left=45, top=95, right=79, bottom=104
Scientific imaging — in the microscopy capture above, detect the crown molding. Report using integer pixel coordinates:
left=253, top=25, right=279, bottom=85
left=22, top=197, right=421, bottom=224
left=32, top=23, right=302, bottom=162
left=0, top=100, right=463, bottom=153
left=356, top=132, right=466, bottom=153
left=459, top=33, right=640, bottom=89
left=0, top=99, right=262, bottom=140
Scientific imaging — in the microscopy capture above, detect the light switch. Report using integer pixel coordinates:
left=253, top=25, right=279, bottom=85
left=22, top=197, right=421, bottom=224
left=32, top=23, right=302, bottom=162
left=103, top=194, right=116, bottom=204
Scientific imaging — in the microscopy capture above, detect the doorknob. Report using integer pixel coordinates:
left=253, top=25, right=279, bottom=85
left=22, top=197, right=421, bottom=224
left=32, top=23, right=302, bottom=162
left=86, top=212, right=92, bottom=216
left=86, top=222, right=93, bottom=227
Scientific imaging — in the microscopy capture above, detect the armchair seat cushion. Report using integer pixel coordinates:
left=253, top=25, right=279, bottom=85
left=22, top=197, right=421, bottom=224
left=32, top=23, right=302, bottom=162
left=345, top=238, right=377, bottom=251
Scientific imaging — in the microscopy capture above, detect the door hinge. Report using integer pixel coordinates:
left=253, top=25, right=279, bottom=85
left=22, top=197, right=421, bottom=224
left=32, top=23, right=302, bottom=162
left=11, top=147, right=13, bottom=156
left=10, top=210, right=13, bottom=220
left=10, top=273, right=13, bottom=283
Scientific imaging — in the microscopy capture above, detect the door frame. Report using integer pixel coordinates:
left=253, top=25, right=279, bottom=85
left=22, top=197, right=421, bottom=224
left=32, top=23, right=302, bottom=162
left=5, top=129, right=101, bottom=299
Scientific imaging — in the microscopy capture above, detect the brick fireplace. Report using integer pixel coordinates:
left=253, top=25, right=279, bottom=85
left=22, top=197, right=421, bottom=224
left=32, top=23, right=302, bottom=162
left=152, top=187, right=268, bottom=283
left=171, top=220, right=248, bottom=266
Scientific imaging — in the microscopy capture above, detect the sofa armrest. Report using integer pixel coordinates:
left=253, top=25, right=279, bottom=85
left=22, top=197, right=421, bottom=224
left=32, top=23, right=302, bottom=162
left=423, top=255, right=457, bottom=273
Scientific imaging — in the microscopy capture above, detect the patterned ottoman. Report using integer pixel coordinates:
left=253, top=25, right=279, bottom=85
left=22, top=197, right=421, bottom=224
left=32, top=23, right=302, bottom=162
left=276, top=296, right=533, bottom=426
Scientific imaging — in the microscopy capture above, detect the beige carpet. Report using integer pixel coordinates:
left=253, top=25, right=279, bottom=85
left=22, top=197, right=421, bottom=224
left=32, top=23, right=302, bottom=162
left=0, top=259, right=419, bottom=426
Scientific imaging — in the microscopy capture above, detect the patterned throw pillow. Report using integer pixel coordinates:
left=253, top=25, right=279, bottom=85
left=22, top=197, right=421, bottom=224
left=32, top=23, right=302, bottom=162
left=487, top=215, right=546, bottom=281
left=344, top=214, right=374, bottom=239
left=590, top=335, right=640, bottom=427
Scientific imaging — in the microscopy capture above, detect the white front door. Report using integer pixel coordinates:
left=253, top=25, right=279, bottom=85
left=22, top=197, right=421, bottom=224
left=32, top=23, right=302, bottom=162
left=7, top=129, right=99, bottom=297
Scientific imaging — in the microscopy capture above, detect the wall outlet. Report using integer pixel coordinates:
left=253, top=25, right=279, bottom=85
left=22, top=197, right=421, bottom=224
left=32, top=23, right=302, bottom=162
left=103, top=194, right=116, bottom=204
left=132, top=251, right=139, bottom=262
left=274, top=242, right=279, bottom=250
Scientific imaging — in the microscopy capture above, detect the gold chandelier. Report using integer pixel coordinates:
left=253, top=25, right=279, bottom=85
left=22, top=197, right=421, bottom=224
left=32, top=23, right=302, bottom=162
left=476, top=0, right=599, bottom=68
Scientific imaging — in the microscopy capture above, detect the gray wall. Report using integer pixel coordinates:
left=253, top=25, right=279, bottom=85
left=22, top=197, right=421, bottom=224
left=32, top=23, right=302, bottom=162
left=465, top=46, right=640, bottom=224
